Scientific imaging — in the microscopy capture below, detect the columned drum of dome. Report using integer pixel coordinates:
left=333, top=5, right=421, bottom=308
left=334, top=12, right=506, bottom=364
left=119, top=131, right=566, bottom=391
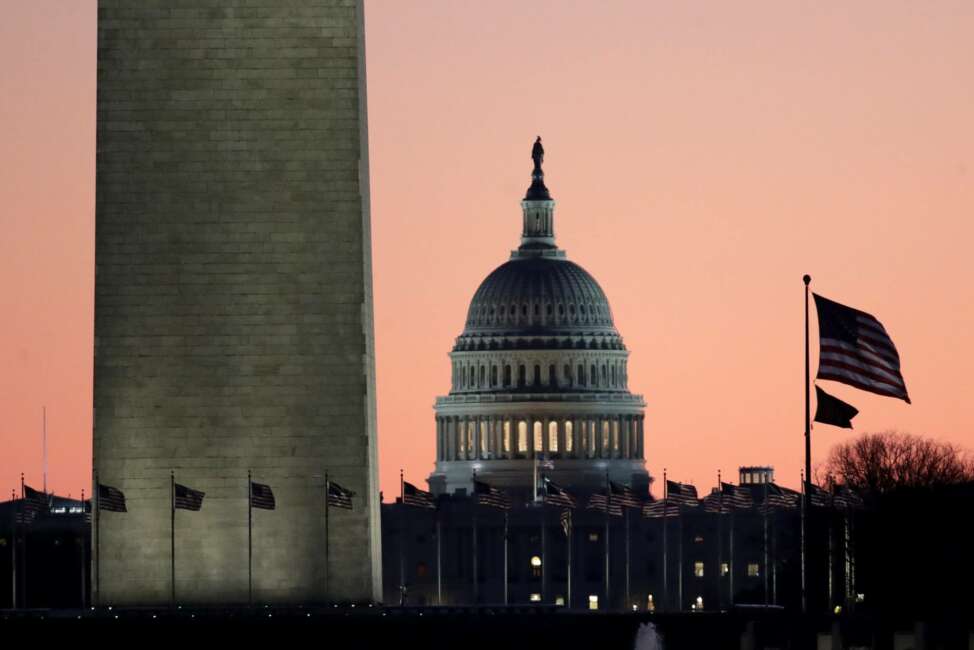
left=429, top=139, right=649, bottom=499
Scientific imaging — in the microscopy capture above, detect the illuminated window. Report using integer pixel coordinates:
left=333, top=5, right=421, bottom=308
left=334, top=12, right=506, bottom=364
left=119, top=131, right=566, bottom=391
left=588, top=595, right=599, bottom=610
left=480, top=420, right=488, bottom=458
left=555, top=596, right=565, bottom=606
left=587, top=421, right=597, bottom=458
left=694, top=535, right=704, bottom=543
left=601, top=420, right=610, bottom=455
left=646, top=594, right=655, bottom=612
left=747, top=563, right=760, bottom=577
left=530, top=593, right=541, bottom=602
left=533, top=422, right=543, bottom=453
left=466, top=421, right=475, bottom=460
left=530, top=555, right=542, bottom=577
left=612, top=420, right=620, bottom=456
left=694, top=562, right=705, bottom=578
left=565, top=421, right=574, bottom=454
left=695, top=596, right=704, bottom=610
left=503, top=420, right=511, bottom=455
left=517, top=421, right=528, bottom=455
left=548, top=421, right=558, bottom=454
left=721, top=562, right=729, bottom=577
left=588, top=532, right=600, bottom=542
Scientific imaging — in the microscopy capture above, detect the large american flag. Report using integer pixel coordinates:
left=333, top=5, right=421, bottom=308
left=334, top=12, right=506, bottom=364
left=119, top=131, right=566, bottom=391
left=542, top=478, right=575, bottom=509
left=641, top=499, right=680, bottom=519
left=250, top=482, right=276, bottom=510
left=474, top=480, right=511, bottom=510
left=665, top=480, right=699, bottom=507
left=761, top=484, right=799, bottom=512
left=327, top=481, right=354, bottom=510
left=97, top=483, right=127, bottom=513
left=586, top=490, right=623, bottom=517
left=814, top=293, right=910, bottom=403
left=174, top=483, right=205, bottom=511
left=610, top=481, right=643, bottom=508
left=721, top=482, right=754, bottom=509
left=402, top=481, right=436, bottom=509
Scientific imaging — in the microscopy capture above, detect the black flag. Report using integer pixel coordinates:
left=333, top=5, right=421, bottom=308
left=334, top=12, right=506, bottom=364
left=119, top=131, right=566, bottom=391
left=814, top=385, right=859, bottom=429
left=174, top=484, right=205, bottom=511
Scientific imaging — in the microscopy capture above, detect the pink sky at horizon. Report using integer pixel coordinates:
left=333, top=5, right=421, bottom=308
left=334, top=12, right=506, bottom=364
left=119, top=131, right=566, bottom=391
left=2, top=1, right=973, bottom=502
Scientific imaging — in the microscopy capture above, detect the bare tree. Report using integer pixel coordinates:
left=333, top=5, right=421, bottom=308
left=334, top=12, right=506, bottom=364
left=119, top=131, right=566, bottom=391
left=821, top=431, right=974, bottom=494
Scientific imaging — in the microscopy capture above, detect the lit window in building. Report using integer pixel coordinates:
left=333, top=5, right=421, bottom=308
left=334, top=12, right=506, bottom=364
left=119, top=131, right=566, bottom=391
left=612, top=419, right=620, bottom=455
left=747, top=563, right=760, bottom=577
left=721, top=562, right=729, bottom=577
left=588, top=595, right=599, bottom=610
left=601, top=420, right=610, bottom=455
left=480, top=420, right=488, bottom=458
left=588, top=532, right=599, bottom=542
left=530, top=555, right=542, bottom=577
left=466, top=421, right=475, bottom=459
left=548, top=420, right=558, bottom=454
left=518, top=421, right=528, bottom=454
left=695, top=596, right=704, bottom=610
left=693, top=535, right=704, bottom=543
left=694, top=561, right=704, bottom=578
left=555, top=596, right=565, bottom=606
left=647, top=594, right=655, bottom=612
left=530, top=593, right=541, bottom=602
left=587, top=422, right=597, bottom=458
left=533, top=422, right=543, bottom=453
left=503, top=420, right=511, bottom=455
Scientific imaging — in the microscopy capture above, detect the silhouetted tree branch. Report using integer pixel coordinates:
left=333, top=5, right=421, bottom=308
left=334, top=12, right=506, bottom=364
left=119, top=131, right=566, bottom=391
left=820, top=431, right=974, bottom=494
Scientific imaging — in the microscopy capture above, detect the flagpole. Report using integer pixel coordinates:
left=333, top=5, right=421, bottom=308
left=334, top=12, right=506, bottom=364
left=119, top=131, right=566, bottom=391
left=80, top=487, right=87, bottom=610
left=248, top=470, right=253, bottom=607
left=324, top=470, right=330, bottom=603
left=662, top=468, right=668, bottom=612
left=21, top=473, right=27, bottom=609
left=503, top=510, right=509, bottom=606
left=436, top=509, right=442, bottom=605
left=729, top=501, right=735, bottom=607
left=802, top=273, right=811, bottom=614
left=625, top=505, right=630, bottom=610
left=540, top=498, right=547, bottom=604
left=472, top=470, right=478, bottom=604
left=716, top=470, right=722, bottom=612
left=604, top=470, right=610, bottom=610
left=763, top=480, right=769, bottom=605
left=10, top=488, right=16, bottom=609
left=567, top=509, right=573, bottom=609
left=93, top=469, right=99, bottom=608
left=772, top=510, right=778, bottom=605
left=43, top=406, right=47, bottom=496
left=677, top=494, right=683, bottom=612
left=170, top=470, right=175, bottom=609
left=399, top=469, right=405, bottom=606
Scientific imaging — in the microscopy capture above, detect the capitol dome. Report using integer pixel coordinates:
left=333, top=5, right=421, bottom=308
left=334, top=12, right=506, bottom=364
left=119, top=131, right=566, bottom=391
left=428, top=138, right=649, bottom=500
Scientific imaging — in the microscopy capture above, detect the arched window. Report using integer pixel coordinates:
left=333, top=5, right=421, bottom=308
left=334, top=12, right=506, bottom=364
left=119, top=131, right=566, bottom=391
left=591, top=364, right=598, bottom=388
left=533, top=421, right=543, bottom=454
left=548, top=420, right=558, bottom=455
left=467, top=420, right=475, bottom=459
left=565, top=420, right=574, bottom=455
left=503, top=419, right=512, bottom=456
left=578, top=364, right=586, bottom=386
left=601, top=420, right=610, bottom=456
left=517, top=420, right=528, bottom=456
left=518, top=365, right=526, bottom=388
left=611, top=365, right=617, bottom=387
left=564, top=364, right=573, bottom=387
left=504, top=365, right=512, bottom=387
left=533, top=364, right=541, bottom=387
left=587, top=420, right=597, bottom=458
left=480, top=420, right=489, bottom=458
left=548, top=364, right=556, bottom=387
left=491, top=365, right=498, bottom=386
left=612, top=419, right=620, bottom=458
left=602, top=364, right=608, bottom=386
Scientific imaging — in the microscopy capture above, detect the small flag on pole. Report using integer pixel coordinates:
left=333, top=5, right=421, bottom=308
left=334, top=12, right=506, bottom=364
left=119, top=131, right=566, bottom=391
left=327, top=481, right=355, bottom=510
left=814, top=385, right=859, bottom=429
left=641, top=499, right=679, bottom=518
left=665, top=480, right=699, bottom=507
left=97, top=484, right=127, bottom=513
left=587, top=490, right=623, bottom=516
left=720, top=482, right=754, bottom=509
left=560, top=509, right=572, bottom=537
left=250, top=482, right=276, bottom=510
left=814, top=293, right=910, bottom=403
left=174, top=483, right=205, bottom=511
left=541, top=478, right=576, bottom=508
left=761, top=484, right=799, bottom=512
left=402, top=481, right=436, bottom=509
left=473, top=480, right=511, bottom=510
left=610, top=481, right=643, bottom=508
left=702, top=490, right=731, bottom=514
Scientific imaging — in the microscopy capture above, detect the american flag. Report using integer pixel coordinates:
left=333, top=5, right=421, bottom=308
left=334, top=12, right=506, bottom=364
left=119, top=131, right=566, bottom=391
left=542, top=478, right=575, bottom=509
left=560, top=509, right=572, bottom=537
left=832, top=485, right=864, bottom=510
left=761, top=484, right=799, bottom=512
left=702, top=490, right=731, bottom=514
left=721, top=482, right=754, bottom=509
left=474, top=480, right=511, bottom=510
left=174, top=483, right=205, bottom=511
left=20, top=484, right=50, bottom=523
left=641, top=499, right=679, bottom=518
left=402, top=481, right=436, bottom=509
left=610, top=481, right=643, bottom=508
left=327, top=481, right=354, bottom=510
left=587, top=490, right=623, bottom=517
left=97, top=483, right=127, bottom=513
left=808, top=483, right=832, bottom=508
left=665, top=480, right=699, bottom=507
left=814, top=293, right=910, bottom=403
left=250, top=482, right=276, bottom=510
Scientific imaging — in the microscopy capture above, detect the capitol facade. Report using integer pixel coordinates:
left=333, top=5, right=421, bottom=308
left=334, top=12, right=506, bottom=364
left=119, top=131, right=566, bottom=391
left=428, top=140, right=650, bottom=498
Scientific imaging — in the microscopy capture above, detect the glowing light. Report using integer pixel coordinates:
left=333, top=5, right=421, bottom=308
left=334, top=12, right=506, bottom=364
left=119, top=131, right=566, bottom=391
left=530, top=555, right=542, bottom=567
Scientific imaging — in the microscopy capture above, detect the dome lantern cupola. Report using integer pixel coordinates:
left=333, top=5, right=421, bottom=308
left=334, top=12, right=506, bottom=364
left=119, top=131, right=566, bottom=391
left=518, top=136, right=559, bottom=255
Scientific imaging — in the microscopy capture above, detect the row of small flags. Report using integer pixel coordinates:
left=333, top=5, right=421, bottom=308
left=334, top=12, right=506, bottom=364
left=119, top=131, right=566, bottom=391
left=93, top=479, right=357, bottom=514
left=399, top=476, right=865, bottom=524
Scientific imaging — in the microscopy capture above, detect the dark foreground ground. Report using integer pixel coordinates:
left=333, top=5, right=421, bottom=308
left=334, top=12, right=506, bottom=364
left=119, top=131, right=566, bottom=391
left=1, top=606, right=971, bottom=649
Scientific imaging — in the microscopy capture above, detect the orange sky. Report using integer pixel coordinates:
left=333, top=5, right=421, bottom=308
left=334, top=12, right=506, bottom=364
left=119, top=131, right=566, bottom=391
left=2, top=1, right=973, bottom=501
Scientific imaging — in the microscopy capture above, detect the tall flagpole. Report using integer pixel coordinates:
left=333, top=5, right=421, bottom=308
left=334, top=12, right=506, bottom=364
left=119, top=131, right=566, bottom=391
left=802, top=274, right=811, bottom=614
left=763, top=479, right=769, bottom=605
left=436, top=510, right=442, bottom=605
left=729, top=499, right=735, bottom=607
left=170, top=470, right=175, bottom=608
left=399, top=469, right=405, bottom=606
left=43, top=406, right=47, bottom=496
left=80, top=488, right=87, bottom=609
left=503, top=510, right=509, bottom=606
left=716, top=470, right=723, bottom=612
left=540, top=498, right=547, bottom=603
left=677, top=491, right=683, bottom=612
left=662, top=468, right=668, bottom=611
left=566, top=509, right=573, bottom=609
left=472, top=470, right=478, bottom=604
left=248, top=470, right=253, bottom=607
left=21, top=473, right=27, bottom=609
left=603, top=470, right=610, bottom=610
left=94, top=470, right=100, bottom=607
left=624, top=505, right=630, bottom=610
left=324, top=470, right=330, bottom=603
left=10, top=488, right=16, bottom=609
